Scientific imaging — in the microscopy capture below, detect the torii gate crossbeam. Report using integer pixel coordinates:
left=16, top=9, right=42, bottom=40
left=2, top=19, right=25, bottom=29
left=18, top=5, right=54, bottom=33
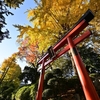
left=36, top=9, right=100, bottom=100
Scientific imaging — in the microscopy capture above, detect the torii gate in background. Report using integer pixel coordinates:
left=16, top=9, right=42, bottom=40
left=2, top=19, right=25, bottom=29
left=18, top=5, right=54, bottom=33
left=36, top=9, right=100, bottom=100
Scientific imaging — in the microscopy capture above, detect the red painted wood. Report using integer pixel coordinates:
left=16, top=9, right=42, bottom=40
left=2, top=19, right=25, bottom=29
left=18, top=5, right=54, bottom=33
left=38, top=20, right=88, bottom=64
left=38, top=30, right=91, bottom=70
left=67, top=37, right=100, bottom=100
left=36, top=60, right=45, bottom=100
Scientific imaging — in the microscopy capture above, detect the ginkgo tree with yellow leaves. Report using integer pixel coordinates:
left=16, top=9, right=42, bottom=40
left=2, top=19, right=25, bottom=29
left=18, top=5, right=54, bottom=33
left=13, top=0, right=100, bottom=64
left=0, top=53, right=21, bottom=85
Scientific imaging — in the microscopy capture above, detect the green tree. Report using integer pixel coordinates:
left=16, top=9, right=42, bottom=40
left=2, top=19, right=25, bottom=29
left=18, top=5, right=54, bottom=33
left=78, top=45, right=100, bottom=73
left=19, top=65, right=40, bottom=84
left=42, top=68, right=84, bottom=100
left=11, top=78, right=38, bottom=100
left=0, top=81, right=18, bottom=100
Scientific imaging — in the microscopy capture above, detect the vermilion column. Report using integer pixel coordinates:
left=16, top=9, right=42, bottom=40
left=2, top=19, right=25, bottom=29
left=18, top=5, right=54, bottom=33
left=67, top=37, right=100, bottom=100
left=36, top=59, right=45, bottom=100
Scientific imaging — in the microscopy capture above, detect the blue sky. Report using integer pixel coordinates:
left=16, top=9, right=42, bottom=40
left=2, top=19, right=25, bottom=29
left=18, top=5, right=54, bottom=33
left=0, top=0, right=37, bottom=70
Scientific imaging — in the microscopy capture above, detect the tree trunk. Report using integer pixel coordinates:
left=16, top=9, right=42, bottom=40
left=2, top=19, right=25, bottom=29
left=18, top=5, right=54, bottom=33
left=75, top=94, right=80, bottom=100
left=68, top=51, right=78, bottom=76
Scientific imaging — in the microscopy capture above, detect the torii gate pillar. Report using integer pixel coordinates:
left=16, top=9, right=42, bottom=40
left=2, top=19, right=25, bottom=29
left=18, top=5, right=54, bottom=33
left=67, top=37, right=100, bottom=100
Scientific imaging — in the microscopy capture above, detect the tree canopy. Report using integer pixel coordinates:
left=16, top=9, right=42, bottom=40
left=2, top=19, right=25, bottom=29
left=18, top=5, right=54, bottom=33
left=14, top=0, right=100, bottom=63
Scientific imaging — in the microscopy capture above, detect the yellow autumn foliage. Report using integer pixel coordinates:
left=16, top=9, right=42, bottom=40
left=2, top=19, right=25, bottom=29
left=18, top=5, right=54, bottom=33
left=0, top=53, right=21, bottom=83
left=15, top=0, right=100, bottom=62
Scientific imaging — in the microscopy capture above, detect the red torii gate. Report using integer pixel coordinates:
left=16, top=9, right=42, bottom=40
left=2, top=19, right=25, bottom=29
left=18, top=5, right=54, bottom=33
left=36, top=9, right=100, bottom=100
